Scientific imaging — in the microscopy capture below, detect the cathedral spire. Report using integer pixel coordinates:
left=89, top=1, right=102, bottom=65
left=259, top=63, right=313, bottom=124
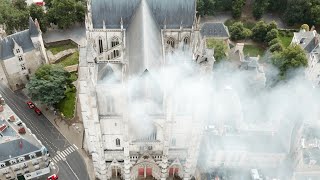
left=163, top=18, right=167, bottom=30
left=120, top=17, right=123, bottom=30
left=102, top=20, right=106, bottom=30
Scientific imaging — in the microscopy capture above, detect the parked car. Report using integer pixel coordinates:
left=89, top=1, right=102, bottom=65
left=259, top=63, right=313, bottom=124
left=27, top=101, right=35, bottom=109
left=34, top=107, right=42, bottom=115
left=47, top=174, right=58, bottom=180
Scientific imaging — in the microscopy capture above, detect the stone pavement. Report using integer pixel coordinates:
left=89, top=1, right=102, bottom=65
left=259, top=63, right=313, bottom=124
left=37, top=104, right=95, bottom=180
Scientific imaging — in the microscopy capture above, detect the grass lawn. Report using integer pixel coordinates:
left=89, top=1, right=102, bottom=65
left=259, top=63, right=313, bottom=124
left=243, top=44, right=265, bottom=57
left=57, top=87, right=76, bottom=119
left=57, top=51, right=79, bottom=67
left=278, top=32, right=293, bottom=47
left=48, top=43, right=77, bottom=55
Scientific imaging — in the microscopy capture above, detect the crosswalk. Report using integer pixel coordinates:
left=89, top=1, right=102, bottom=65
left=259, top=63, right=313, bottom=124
left=51, top=144, right=78, bottom=163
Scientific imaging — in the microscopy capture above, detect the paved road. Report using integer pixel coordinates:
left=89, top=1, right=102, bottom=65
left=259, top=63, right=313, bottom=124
left=0, top=83, right=89, bottom=180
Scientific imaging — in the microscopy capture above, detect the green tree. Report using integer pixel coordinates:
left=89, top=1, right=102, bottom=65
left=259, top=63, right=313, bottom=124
left=253, top=0, right=269, bottom=19
left=197, top=0, right=216, bottom=16
left=252, top=21, right=268, bottom=42
left=267, top=21, right=278, bottom=31
left=272, top=45, right=308, bottom=78
left=207, top=39, right=228, bottom=62
left=0, top=0, right=29, bottom=34
left=26, top=65, right=73, bottom=107
left=29, top=4, right=48, bottom=32
left=265, top=29, right=279, bottom=43
left=268, top=38, right=281, bottom=46
left=300, top=24, right=310, bottom=31
left=229, top=22, right=252, bottom=40
left=13, top=0, right=27, bottom=10
left=270, top=43, right=283, bottom=53
left=47, top=0, right=85, bottom=29
left=232, top=0, right=245, bottom=19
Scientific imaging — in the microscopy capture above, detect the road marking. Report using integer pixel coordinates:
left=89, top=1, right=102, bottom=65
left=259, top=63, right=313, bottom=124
left=65, top=160, right=80, bottom=180
left=65, top=148, right=72, bottom=154
left=73, top=144, right=79, bottom=150
left=60, top=151, right=67, bottom=157
left=51, top=146, right=76, bottom=163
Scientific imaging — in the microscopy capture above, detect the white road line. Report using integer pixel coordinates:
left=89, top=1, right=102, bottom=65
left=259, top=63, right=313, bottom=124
left=60, top=151, right=67, bottom=157
left=64, top=150, right=70, bottom=155
left=65, top=148, right=72, bottom=154
left=56, top=154, right=62, bottom=160
left=65, top=160, right=80, bottom=180
left=73, top=144, right=79, bottom=150
left=68, top=146, right=75, bottom=151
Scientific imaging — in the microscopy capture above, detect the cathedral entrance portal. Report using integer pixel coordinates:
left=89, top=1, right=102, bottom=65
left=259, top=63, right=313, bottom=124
left=131, top=154, right=161, bottom=180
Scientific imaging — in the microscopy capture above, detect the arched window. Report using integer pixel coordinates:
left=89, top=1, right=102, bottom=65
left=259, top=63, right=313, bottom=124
left=98, top=37, right=103, bottom=54
left=113, top=50, right=120, bottom=58
left=116, top=138, right=120, bottom=146
left=167, top=37, right=175, bottom=48
left=183, top=36, right=190, bottom=45
left=111, top=37, right=119, bottom=47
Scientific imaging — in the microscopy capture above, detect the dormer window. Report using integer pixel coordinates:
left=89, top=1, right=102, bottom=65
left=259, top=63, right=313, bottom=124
left=18, top=56, right=23, bottom=62
left=21, top=64, right=26, bottom=70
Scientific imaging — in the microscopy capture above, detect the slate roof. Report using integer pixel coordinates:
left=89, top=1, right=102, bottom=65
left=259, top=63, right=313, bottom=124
left=147, top=0, right=196, bottom=28
left=29, top=17, right=40, bottom=37
left=0, top=17, right=38, bottom=60
left=293, top=30, right=318, bottom=53
left=200, top=23, right=230, bottom=38
left=0, top=30, right=35, bottom=60
left=0, top=138, right=39, bottom=162
left=91, top=0, right=196, bottom=29
left=126, top=0, right=162, bottom=76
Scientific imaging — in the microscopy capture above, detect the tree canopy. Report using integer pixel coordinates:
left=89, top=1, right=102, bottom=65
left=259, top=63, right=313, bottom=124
left=197, top=0, right=216, bottom=16
left=46, top=0, right=85, bottom=29
left=231, top=0, right=245, bottom=19
left=272, top=45, right=308, bottom=78
left=26, top=65, right=73, bottom=107
left=253, top=0, right=269, bottom=19
left=229, top=22, right=252, bottom=41
left=206, top=39, right=228, bottom=63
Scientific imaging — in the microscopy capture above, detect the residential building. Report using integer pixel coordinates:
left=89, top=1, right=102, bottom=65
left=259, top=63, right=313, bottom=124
left=78, top=0, right=214, bottom=179
left=0, top=102, right=50, bottom=180
left=291, top=29, right=320, bottom=86
left=0, top=17, right=48, bottom=91
left=292, top=123, right=320, bottom=180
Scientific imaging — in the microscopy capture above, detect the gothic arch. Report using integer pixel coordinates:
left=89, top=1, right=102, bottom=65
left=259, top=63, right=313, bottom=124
left=183, top=36, right=190, bottom=45
left=167, top=37, right=175, bottom=48
left=111, top=36, right=120, bottom=47
left=130, top=154, right=161, bottom=179
left=168, top=159, right=183, bottom=178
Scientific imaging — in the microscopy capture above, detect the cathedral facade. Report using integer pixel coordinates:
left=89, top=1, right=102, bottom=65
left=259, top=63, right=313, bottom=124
left=78, top=0, right=214, bottom=179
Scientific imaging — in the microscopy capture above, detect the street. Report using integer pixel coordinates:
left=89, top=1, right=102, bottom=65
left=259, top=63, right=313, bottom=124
left=0, top=83, right=89, bottom=180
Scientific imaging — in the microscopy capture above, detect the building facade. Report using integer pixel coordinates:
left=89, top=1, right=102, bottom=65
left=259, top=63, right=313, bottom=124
left=0, top=17, right=48, bottom=91
left=291, top=29, right=320, bottom=86
left=78, top=0, right=214, bottom=179
left=0, top=101, right=50, bottom=180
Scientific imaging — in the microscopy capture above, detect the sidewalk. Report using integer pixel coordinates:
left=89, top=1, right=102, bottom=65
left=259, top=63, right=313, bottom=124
left=38, top=104, right=95, bottom=180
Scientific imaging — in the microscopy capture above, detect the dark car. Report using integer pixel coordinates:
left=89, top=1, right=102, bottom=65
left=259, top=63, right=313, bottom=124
left=27, top=101, right=35, bottom=109
left=34, top=107, right=42, bottom=115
